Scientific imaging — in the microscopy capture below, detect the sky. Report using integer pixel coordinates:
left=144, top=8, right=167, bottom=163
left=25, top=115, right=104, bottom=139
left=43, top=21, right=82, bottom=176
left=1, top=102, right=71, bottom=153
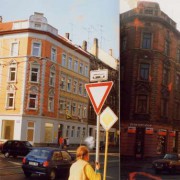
left=120, top=0, right=180, bottom=31
left=0, top=0, right=119, bottom=58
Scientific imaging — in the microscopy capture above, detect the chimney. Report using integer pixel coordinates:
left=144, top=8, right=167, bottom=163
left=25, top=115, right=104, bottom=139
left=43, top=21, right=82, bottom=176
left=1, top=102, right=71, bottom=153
left=0, top=16, right=2, bottom=23
left=65, top=33, right=70, bottom=39
left=82, top=41, right=87, bottom=51
left=109, top=49, right=113, bottom=56
left=93, top=38, right=98, bottom=58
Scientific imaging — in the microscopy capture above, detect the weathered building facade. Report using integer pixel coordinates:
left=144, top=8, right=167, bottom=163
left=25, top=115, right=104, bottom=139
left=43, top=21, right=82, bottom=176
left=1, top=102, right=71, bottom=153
left=120, top=1, right=180, bottom=157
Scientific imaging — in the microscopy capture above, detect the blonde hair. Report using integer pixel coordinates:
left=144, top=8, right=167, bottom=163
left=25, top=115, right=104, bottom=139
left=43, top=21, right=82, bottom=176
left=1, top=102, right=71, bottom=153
left=76, top=146, right=89, bottom=160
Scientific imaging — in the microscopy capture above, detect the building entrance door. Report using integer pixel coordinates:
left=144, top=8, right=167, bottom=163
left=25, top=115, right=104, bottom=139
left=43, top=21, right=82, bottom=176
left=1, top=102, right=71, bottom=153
left=135, top=127, right=145, bottom=158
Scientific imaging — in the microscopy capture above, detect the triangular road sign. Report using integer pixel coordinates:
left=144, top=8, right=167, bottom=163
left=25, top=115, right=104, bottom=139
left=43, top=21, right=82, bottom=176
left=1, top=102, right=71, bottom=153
left=85, top=81, right=113, bottom=115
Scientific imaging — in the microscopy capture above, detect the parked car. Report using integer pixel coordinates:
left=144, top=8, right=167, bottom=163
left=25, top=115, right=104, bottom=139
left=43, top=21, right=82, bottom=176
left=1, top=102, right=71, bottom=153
left=152, top=153, right=180, bottom=174
left=1, top=140, right=33, bottom=158
left=22, top=147, right=75, bottom=180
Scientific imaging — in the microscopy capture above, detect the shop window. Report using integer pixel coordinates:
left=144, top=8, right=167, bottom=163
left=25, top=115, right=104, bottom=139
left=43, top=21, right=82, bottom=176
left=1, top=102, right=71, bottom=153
left=1, top=120, right=14, bottom=139
left=45, top=123, right=53, bottom=143
left=27, top=121, right=34, bottom=142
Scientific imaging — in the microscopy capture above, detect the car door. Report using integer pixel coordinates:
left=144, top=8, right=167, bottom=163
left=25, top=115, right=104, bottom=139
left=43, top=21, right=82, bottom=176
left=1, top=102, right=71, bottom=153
left=61, top=151, right=72, bottom=170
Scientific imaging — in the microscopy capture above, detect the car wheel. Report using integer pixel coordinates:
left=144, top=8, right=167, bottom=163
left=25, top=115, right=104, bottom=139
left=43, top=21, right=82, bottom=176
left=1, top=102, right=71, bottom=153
left=4, top=152, right=10, bottom=158
left=24, top=171, right=32, bottom=178
left=48, top=169, right=56, bottom=180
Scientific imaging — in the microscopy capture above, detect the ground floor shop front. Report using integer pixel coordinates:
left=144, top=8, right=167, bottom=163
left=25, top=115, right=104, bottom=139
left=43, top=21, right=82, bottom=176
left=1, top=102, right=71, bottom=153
left=120, top=122, right=180, bottom=157
left=0, top=115, right=119, bottom=147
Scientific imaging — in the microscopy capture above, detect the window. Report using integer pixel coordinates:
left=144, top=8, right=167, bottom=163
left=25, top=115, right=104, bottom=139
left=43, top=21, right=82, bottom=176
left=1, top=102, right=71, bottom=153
left=73, top=80, right=78, bottom=94
left=79, top=63, right=83, bottom=74
left=136, top=95, right=148, bottom=114
left=74, top=60, right=78, bottom=72
left=11, top=42, right=18, bottom=56
left=84, top=87, right=87, bottom=97
left=8, top=61, right=17, bottom=82
left=175, top=102, right=180, bottom=120
left=30, top=63, right=40, bottom=83
left=62, top=54, right=67, bottom=67
left=72, top=102, right=77, bottom=115
left=78, top=104, right=82, bottom=117
left=28, top=86, right=38, bottom=109
left=165, top=40, right=170, bottom=56
left=83, top=105, right=87, bottom=118
left=29, top=94, right=37, bottom=109
left=139, top=63, right=150, bottom=81
left=177, top=48, right=180, bottom=63
left=77, top=127, right=81, bottom=137
left=51, top=47, right=57, bottom=61
left=32, top=42, right=41, bottom=57
left=68, top=57, right=73, bottom=69
left=79, top=82, right=83, bottom=95
left=1, top=120, right=14, bottom=139
left=60, top=74, right=66, bottom=90
left=7, top=93, right=14, bottom=108
left=66, top=126, right=70, bottom=137
left=48, top=89, right=54, bottom=112
left=59, top=98, right=65, bottom=114
left=27, top=122, right=34, bottom=142
left=161, top=99, right=168, bottom=118
left=176, top=74, right=180, bottom=91
left=84, top=66, right=89, bottom=77
left=45, top=123, right=53, bottom=143
left=71, top=126, right=75, bottom=137
left=144, top=8, right=153, bottom=14
left=67, top=78, right=72, bottom=92
left=122, top=36, right=127, bottom=51
left=49, top=66, right=56, bottom=87
left=142, top=33, right=152, bottom=49
left=162, top=68, right=169, bottom=86
left=82, top=127, right=86, bottom=138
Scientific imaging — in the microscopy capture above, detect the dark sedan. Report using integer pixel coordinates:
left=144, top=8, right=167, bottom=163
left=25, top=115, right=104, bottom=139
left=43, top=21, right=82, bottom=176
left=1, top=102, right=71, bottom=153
left=152, top=153, right=180, bottom=174
left=1, top=140, right=33, bottom=158
left=22, top=147, right=75, bottom=180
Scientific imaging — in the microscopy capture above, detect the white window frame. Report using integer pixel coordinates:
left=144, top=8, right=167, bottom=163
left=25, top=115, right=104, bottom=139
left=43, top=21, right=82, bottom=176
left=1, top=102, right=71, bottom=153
left=10, top=42, right=19, bottom=56
left=83, top=105, right=87, bottom=118
left=78, top=103, right=82, bottom=118
left=73, top=79, right=78, bottom=94
left=84, top=65, right=89, bottom=77
left=6, top=85, right=16, bottom=109
left=8, top=60, right=17, bottom=82
left=30, top=63, right=40, bottom=83
left=79, top=63, right=83, bottom=74
left=68, top=57, right=73, bottom=69
left=74, top=60, right=78, bottom=72
left=79, top=82, right=83, bottom=95
left=49, top=66, right=56, bottom=87
left=67, top=77, right=72, bottom=92
left=32, top=41, right=41, bottom=57
left=66, top=100, right=71, bottom=114
left=62, top=53, right=67, bottom=67
left=48, top=89, right=54, bottom=112
left=27, top=86, right=38, bottom=110
left=59, top=98, right=65, bottom=114
left=51, top=47, right=57, bottom=61
left=72, top=101, right=77, bottom=116
left=60, top=74, right=66, bottom=90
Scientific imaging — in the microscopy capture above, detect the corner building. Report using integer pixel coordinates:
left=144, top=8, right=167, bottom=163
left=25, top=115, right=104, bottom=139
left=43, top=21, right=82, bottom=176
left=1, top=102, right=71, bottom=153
left=0, top=13, right=90, bottom=145
left=120, top=1, right=180, bottom=157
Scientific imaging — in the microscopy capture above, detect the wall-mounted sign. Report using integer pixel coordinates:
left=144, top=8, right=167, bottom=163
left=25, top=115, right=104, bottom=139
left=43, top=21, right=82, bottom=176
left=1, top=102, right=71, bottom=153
left=128, top=127, right=136, bottom=134
left=158, top=129, right=167, bottom=136
left=145, top=127, right=153, bottom=135
left=169, top=131, right=176, bottom=137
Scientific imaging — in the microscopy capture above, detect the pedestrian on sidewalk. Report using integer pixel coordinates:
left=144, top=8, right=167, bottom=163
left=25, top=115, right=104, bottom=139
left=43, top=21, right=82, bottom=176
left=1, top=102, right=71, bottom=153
left=59, top=136, right=64, bottom=149
left=68, top=145, right=101, bottom=180
left=66, top=137, right=70, bottom=147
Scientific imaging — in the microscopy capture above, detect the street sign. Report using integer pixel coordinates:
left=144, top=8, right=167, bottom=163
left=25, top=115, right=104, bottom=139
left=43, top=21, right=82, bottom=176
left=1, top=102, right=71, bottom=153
left=100, top=106, right=118, bottom=131
left=85, top=81, right=113, bottom=115
left=90, top=69, right=108, bottom=82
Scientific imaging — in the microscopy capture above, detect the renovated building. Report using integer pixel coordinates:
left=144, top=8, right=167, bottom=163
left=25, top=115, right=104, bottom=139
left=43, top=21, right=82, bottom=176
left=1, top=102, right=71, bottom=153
left=0, top=12, right=90, bottom=145
left=120, top=1, right=180, bottom=157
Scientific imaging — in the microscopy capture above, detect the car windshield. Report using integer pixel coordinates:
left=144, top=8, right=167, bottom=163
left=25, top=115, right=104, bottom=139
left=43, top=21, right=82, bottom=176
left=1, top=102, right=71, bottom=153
left=164, top=154, right=178, bottom=160
left=28, top=149, right=50, bottom=159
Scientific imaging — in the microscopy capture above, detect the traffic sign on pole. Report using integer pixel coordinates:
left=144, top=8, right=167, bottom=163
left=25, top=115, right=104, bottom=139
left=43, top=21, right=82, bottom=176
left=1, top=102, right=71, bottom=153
left=85, top=81, right=113, bottom=115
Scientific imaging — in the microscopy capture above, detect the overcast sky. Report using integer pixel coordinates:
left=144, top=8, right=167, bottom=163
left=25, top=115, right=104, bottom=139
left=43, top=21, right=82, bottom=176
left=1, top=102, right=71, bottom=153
left=120, top=0, right=180, bottom=31
left=0, top=0, right=119, bottom=58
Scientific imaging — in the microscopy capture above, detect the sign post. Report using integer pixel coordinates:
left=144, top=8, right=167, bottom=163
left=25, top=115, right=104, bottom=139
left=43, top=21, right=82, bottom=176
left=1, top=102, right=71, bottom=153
left=100, top=107, right=118, bottom=180
left=85, top=80, right=113, bottom=164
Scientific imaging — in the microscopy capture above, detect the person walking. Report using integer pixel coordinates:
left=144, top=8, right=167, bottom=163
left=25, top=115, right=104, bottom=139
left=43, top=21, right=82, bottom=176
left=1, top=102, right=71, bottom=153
left=59, top=136, right=64, bottom=149
left=66, top=137, right=70, bottom=147
left=68, top=145, right=101, bottom=180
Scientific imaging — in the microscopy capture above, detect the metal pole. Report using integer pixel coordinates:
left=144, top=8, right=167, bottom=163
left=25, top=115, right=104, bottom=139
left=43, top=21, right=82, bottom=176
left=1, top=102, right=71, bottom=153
left=95, top=114, right=100, bottom=163
left=103, top=130, right=109, bottom=180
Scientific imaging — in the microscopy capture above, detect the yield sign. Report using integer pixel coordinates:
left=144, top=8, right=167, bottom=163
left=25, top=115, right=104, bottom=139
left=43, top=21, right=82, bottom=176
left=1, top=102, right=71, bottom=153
left=85, top=81, right=113, bottom=115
